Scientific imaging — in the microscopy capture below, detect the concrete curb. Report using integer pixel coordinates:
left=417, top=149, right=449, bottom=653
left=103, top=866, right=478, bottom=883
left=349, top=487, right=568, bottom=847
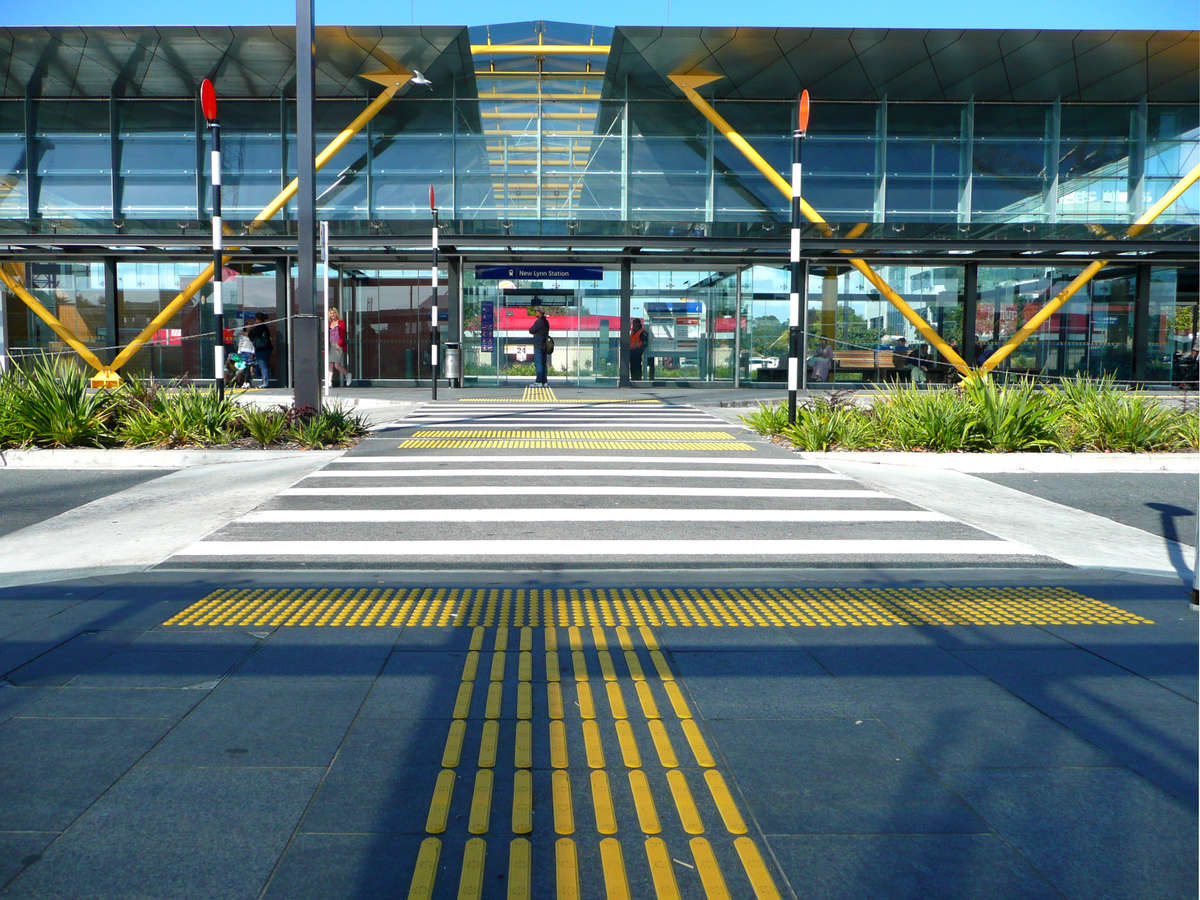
left=0, top=448, right=345, bottom=469
left=794, top=451, right=1200, bottom=474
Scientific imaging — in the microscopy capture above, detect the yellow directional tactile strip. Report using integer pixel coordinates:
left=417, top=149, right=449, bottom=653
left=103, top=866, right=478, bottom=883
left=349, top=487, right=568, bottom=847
left=522, top=385, right=557, bottom=402
left=408, top=624, right=783, bottom=899
left=396, top=439, right=758, bottom=450
left=163, top=586, right=1152, bottom=629
left=458, top=397, right=663, bottom=404
left=410, top=430, right=742, bottom=440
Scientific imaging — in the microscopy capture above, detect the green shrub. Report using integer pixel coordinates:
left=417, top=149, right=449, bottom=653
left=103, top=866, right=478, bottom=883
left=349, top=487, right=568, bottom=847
left=961, top=375, right=1062, bottom=451
left=873, top=385, right=975, bottom=451
left=782, top=398, right=877, bottom=451
left=288, top=405, right=369, bottom=449
left=0, top=355, right=115, bottom=447
left=739, top=401, right=790, bottom=435
left=113, top=384, right=242, bottom=447
left=1069, top=392, right=1192, bottom=452
left=239, top=405, right=290, bottom=448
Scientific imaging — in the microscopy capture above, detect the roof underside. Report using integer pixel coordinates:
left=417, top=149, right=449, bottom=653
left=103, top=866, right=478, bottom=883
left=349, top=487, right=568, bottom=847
left=0, top=25, right=1194, bottom=102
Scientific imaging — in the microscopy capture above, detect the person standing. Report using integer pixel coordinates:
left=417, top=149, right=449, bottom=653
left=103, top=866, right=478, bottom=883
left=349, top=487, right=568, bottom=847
left=327, top=307, right=351, bottom=387
left=891, top=336, right=911, bottom=383
left=528, top=309, right=550, bottom=386
left=629, top=317, right=647, bottom=380
left=809, top=337, right=834, bottom=382
left=248, top=312, right=273, bottom=388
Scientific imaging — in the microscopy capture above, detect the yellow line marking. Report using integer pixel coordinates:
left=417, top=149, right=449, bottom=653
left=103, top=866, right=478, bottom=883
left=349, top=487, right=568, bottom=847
left=690, top=837, right=731, bottom=900
left=490, top=650, right=507, bottom=681
left=548, top=682, right=564, bottom=719
left=459, top=397, right=662, bottom=403
left=629, top=770, right=662, bottom=834
left=591, top=770, right=619, bottom=835
left=468, top=768, right=494, bottom=834
left=705, top=770, right=748, bottom=834
left=591, top=624, right=608, bottom=649
left=635, top=681, right=661, bottom=719
left=485, top=682, right=503, bottom=718
left=518, top=651, right=533, bottom=681
left=406, top=837, right=441, bottom=900
left=556, top=838, right=580, bottom=900
left=576, top=682, right=596, bottom=719
left=507, top=838, right=531, bottom=900
left=624, top=650, right=646, bottom=681
left=517, top=682, right=533, bottom=719
left=545, top=625, right=558, bottom=650
left=425, top=769, right=456, bottom=834
left=667, top=770, right=705, bottom=834
left=734, top=837, right=782, bottom=900
left=583, top=720, right=606, bottom=768
left=546, top=650, right=561, bottom=682
left=648, top=720, right=680, bottom=767
left=397, top=439, right=756, bottom=450
left=663, top=681, right=692, bottom=719
left=649, top=650, right=674, bottom=681
left=572, top=650, right=589, bottom=681
left=568, top=626, right=582, bottom=651
left=461, top=651, right=480, bottom=682
left=616, top=625, right=634, bottom=650
left=478, top=720, right=499, bottom=768
left=454, top=681, right=475, bottom=718
left=515, top=720, right=532, bottom=768
left=599, top=838, right=632, bottom=900
left=681, top=720, right=716, bottom=767
left=604, top=681, right=629, bottom=719
left=441, top=720, right=467, bottom=768
left=553, top=770, right=575, bottom=834
left=615, top=720, right=643, bottom=767
left=457, top=837, right=487, bottom=900
left=410, top=429, right=742, bottom=440
left=645, top=836, right=682, bottom=900
left=598, top=649, right=617, bottom=681
left=512, top=770, right=533, bottom=835
left=550, top=720, right=569, bottom=768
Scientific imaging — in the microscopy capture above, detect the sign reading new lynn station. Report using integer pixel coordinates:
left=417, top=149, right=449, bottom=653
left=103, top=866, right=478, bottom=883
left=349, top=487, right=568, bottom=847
left=475, top=265, right=603, bottom=281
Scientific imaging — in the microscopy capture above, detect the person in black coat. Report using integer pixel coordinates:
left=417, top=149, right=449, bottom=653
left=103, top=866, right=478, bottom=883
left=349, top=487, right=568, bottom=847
left=528, top=310, right=550, bottom=386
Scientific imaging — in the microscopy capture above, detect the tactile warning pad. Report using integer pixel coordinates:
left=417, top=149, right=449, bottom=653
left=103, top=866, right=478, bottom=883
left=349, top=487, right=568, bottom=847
left=163, top=586, right=1151, bottom=628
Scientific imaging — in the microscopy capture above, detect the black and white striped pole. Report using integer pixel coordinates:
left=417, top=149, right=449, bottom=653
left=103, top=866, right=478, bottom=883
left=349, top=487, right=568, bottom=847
left=430, top=185, right=439, bottom=400
left=201, top=78, right=225, bottom=399
left=787, top=89, right=811, bottom=424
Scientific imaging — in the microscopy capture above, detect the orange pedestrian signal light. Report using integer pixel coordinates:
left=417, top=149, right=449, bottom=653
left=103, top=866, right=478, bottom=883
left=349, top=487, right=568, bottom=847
left=797, top=90, right=810, bottom=132
left=200, top=79, right=218, bottom=122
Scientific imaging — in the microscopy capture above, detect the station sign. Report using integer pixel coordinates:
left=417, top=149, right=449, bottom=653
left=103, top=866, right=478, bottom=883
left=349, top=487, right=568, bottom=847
left=501, top=289, right=574, bottom=308
left=476, top=265, right=602, bottom=281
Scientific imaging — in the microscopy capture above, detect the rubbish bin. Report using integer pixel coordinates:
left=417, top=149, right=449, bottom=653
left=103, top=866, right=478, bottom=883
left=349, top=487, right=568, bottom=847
left=443, top=342, right=462, bottom=387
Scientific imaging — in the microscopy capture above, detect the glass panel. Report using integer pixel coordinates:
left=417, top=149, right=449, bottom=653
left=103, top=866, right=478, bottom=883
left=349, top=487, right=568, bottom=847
left=7, top=262, right=107, bottom=363
left=338, top=269, right=441, bottom=380
left=207, top=102, right=281, bottom=220
left=119, top=100, right=197, bottom=219
left=116, top=261, right=208, bottom=379
left=36, top=100, right=111, bottom=218
left=1146, top=266, right=1199, bottom=384
left=0, top=100, right=27, bottom=218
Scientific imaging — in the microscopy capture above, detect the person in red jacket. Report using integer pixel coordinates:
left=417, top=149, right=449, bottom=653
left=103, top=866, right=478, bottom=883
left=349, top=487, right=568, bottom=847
left=327, top=307, right=351, bottom=387
left=629, top=318, right=647, bottom=380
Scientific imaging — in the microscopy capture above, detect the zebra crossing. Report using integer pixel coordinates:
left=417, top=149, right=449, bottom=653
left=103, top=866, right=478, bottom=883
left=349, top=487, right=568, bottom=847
left=163, top=398, right=1053, bottom=569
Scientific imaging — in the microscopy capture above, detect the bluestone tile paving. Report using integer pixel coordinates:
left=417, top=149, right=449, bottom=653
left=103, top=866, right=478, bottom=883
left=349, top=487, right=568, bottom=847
left=0, top=832, right=59, bottom=890
left=15, top=686, right=208, bottom=719
left=0, top=717, right=174, bottom=831
left=261, top=833, right=429, bottom=898
left=941, top=767, right=1197, bottom=899
left=704, top=718, right=989, bottom=834
left=3, top=766, right=324, bottom=898
left=66, top=646, right=249, bottom=688
left=767, top=833, right=1057, bottom=899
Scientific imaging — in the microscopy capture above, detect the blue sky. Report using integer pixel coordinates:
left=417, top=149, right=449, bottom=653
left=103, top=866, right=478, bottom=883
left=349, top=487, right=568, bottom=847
left=0, top=0, right=1196, bottom=28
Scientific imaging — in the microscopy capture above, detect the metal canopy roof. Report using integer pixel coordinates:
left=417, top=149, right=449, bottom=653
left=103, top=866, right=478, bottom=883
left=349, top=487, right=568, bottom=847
left=0, top=26, right=474, bottom=98
left=606, top=27, right=1199, bottom=102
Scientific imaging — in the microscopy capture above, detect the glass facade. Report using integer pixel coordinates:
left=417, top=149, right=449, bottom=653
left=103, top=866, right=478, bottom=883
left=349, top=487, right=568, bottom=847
left=0, top=23, right=1195, bottom=387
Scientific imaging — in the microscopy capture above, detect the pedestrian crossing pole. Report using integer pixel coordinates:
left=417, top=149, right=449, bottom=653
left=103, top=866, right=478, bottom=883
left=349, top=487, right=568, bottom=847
left=430, top=185, right=439, bottom=400
left=201, top=79, right=224, bottom=400
left=787, top=90, right=811, bottom=424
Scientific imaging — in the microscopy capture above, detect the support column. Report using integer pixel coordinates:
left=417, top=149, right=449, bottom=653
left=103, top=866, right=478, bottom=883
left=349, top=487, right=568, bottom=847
left=1132, top=263, right=1151, bottom=382
left=275, top=257, right=290, bottom=388
left=447, top=256, right=462, bottom=345
left=962, top=262, right=978, bottom=366
left=618, top=258, right=631, bottom=387
left=103, top=258, right=119, bottom=366
left=292, top=0, right=321, bottom=411
left=821, top=272, right=837, bottom=340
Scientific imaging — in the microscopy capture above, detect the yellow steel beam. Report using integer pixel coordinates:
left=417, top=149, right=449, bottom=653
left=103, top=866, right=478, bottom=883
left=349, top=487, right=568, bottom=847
left=480, top=91, right=601, bottom=101
left=0, top=263, right=107, bottom=374
left=483, top=111, right=595, bottom=120
left=981, top=161, right=1200, bottom=372
left=471, top=43, right=610, bottom=55
left=90, top=72, right=412, bottom=385
left=486, top=143, right=594, bottom=153
left=670, top=72, right=970, bottom=374
left=475, top=71, right=606, bottom=78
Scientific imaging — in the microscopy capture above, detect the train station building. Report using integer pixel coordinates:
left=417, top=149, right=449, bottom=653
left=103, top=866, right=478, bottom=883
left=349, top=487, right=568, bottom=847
left=0, top=22, right=1196, bottom=386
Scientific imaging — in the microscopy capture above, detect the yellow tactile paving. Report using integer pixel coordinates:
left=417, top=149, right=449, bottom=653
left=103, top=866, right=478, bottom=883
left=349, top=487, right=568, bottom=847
left=458, top=396, right=662, bottom=404
left=397, top=438, right=757, bottom=450
left=165, top=586, right=1152, bottom=628
left=409, top=429, right=741, bottom=440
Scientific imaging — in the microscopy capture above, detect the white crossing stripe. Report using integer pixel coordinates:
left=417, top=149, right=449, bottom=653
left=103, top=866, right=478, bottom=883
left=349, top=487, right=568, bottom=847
left=174, top=539, right=1032, bottom=558
left=240, top=509, right=952, bottom=524
left=332, top=456, right=819, bottom=465
left=282, top=486, right=884, bottom=498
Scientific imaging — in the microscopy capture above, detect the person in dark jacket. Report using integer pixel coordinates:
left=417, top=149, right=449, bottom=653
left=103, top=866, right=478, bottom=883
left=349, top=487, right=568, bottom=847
left=629, top=318, right=647, bottom=380
left=248, top=312, right=273, bottom=388
left=528, top=309, right=550, bottom=386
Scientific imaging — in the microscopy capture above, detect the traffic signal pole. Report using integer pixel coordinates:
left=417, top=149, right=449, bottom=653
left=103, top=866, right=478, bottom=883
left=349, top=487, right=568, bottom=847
left=787, top=90, right=810, bottom=424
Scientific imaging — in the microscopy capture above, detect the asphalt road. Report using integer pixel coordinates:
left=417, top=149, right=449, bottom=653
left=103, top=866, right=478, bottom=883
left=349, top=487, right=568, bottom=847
left=980, top=473, right=1198, bottom=542
left=0, top=469, right=173, bottom=538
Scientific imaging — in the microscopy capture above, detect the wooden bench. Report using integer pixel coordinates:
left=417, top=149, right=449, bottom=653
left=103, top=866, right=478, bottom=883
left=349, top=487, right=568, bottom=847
left=832, top=350, right=895, bottom=381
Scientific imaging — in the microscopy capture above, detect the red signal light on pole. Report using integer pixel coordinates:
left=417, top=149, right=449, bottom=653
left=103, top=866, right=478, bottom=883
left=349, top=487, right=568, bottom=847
left=429, top=185, right=436, bottom=211
left=200, top=79, right=218, bottom=122
left=797, top=90, right=810, bottom=133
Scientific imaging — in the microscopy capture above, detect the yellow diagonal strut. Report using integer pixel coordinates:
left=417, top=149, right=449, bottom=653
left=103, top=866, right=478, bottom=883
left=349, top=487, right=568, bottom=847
left=0, top=72, right=413, bottom=387
left=669, top=73, right=969, bottom=375
left=980, top=162, right=1200, bottom=372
